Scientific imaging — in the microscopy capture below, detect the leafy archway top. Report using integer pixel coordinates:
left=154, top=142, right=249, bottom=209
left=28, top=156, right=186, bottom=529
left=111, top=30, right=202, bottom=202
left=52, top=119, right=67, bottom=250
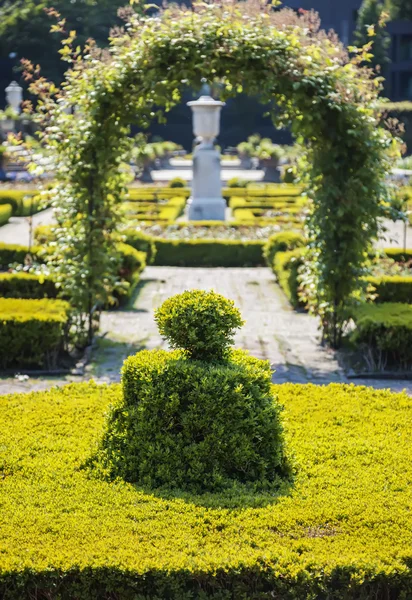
left=27, top=1, right=398, bottom=346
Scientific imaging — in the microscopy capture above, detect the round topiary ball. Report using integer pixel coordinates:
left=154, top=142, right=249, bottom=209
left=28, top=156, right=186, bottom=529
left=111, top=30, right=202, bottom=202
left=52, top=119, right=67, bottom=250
left=155, top=290, right=244, bottom=360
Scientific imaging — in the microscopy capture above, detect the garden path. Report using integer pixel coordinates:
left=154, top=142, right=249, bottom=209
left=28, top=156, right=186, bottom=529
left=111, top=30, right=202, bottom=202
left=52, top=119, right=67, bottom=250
left=0, top=207, right=54, bottom=245
left=2, top=266, right=411, bottom=396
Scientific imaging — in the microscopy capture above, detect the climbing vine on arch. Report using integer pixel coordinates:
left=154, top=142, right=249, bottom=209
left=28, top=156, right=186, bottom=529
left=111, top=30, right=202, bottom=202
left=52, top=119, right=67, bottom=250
left=27, top=0, right=398, bottom=347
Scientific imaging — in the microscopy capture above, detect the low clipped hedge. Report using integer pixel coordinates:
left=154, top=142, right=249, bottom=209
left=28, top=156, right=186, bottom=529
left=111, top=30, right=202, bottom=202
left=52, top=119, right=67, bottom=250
left=0, top=381, right=411, bottom=598
left=0, top=297, right=70, bottom=369
left=0, top=190, right=42, bottom=216
left=350, top=302, right=412, bottom=368
left=123, top=197, right=186, bottom=222
left=0, top=203, right=12, bottom=226
left=0, top=242, right=42, bottom=268
left=367, top=275, right=412, bottom=304
left=153, top=238, right=265, bottom=267
left=264, top=231, right=306, bottom=267
left=273, top=248, right=305, bottom=307
left=116, top=242, right=147, bottom=303
left=0, top=272, right=57, bottom=299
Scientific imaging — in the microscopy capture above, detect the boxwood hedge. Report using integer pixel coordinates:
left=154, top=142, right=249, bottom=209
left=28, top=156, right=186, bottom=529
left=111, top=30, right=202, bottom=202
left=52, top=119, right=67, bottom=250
left=0, top=297, right=70, bottom=369
left=0, top=382, right=411, bottom=599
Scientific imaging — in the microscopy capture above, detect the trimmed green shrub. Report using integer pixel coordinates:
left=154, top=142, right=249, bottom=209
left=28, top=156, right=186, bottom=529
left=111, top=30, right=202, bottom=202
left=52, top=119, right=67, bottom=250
left=0, top=190, right=42, bottom=216
left=227, top=177, right=249, bottom=187
left=350, top=303, right=412, bottom=368
left=367, top=275, right=412, bottom=304
left=0, top=242, right=42, bottom=268
left=168, top=176, right=186, bottom=188
left=124, top=197, right=186, bottom=222
left=93, top=290, right=290, bottom=493
left=153, top=238, right=265, bottom=267
left=123, top=229, right=157, bottom=264
left=0, top=203, right=12, bottom=226
left=0, top=297, right=70, bottom=369
left=115, top=243, right=147, bottom=303
left=0, top=382, right=411, bottom=598
left=264, top=231, right=306, bottom=267
left=384, top=248, right=412, bottom=263
left=0, top=273, right=57, bottom=299
left=273, top=248, right=305, bottom=308
left=155, top=290, right=244, bottom=360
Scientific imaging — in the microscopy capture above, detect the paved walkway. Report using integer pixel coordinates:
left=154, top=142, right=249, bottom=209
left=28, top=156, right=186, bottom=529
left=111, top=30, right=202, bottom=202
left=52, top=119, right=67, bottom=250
left=1, top=267, right=412, bottom=396
left=0, top=208, right=54, bottom=246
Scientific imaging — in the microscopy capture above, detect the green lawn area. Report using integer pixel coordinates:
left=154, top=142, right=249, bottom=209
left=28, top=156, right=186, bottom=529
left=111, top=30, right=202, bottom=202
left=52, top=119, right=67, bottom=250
left=0, top=382, right=411, bottom=598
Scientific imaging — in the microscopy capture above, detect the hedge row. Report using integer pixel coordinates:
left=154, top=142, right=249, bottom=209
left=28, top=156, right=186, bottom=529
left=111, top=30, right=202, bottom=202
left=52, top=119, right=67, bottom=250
left=273, top=248, right=305, bottom=307
left=0, top=272, right=57, bottom=299
left=0, top=297, right=70, bottom=369
left=0, top=242, right=42, bottom=268
left=222, top=183, right=303, bottom=199
left=229, top=196, right=306, bottom=209
left=123, top=197, right=186, bottom=222
left=0, top=190, right=43, bottom=217
left=232, top=207, right=304, bottom=223
left=0, top=204, right=12, bottom=226
left=0, top=381, right=411, bottom=598
left=351, top=302, right=412, bottom=367
left=367, top=275, right=412, bottom=304
left=153, top=238, right=265, bottom=267
left=0, top=244, right=146, bottom=304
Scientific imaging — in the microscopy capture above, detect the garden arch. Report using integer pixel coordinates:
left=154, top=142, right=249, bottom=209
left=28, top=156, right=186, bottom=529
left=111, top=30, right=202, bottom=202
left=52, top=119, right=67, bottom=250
left=34, top=1, right=395, bottom=346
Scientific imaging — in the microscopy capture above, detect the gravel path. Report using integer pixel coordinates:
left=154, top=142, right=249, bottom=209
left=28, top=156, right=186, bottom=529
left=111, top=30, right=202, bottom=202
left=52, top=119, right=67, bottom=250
left=1, top=266, right=411, bottom=396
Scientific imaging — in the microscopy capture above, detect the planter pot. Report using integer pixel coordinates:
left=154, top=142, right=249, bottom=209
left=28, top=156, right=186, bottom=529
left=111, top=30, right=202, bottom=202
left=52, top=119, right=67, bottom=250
left=260, top=158, right=281, bottom=182
left=239, top=153, right=252, bottom=169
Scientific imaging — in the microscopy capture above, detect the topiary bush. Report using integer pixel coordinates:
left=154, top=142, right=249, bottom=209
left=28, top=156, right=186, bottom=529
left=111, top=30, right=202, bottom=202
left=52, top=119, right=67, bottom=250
left=155, top=290, right=244, bottom=361
left=92, top=290, right=291, bottom=494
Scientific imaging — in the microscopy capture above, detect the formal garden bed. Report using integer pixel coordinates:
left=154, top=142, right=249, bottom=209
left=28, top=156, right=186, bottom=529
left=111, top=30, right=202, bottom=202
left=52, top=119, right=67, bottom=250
left=1, top=379, right=411, bottom=598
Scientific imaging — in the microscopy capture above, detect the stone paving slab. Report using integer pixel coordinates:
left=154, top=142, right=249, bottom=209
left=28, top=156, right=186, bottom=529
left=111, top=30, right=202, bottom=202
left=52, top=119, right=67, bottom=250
left=0, top=207, right=54, bottom=245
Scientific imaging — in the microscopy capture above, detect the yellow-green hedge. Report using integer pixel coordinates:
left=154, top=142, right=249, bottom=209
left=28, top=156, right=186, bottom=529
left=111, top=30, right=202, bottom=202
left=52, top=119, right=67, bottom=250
left=124, top=197, right=186, bottom=222
left=0, top=297, right=70, bottom=369
left=0, top=203, right=12, bottom=226
left=0, top=381, right=411, bottom=598
left=0, top=190, right=43, bottom=216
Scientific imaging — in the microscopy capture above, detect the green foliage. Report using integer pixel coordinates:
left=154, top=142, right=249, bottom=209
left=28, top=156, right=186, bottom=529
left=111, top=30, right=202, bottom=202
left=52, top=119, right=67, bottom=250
left=0, top=190, right=42, bottom=216
left=223, top=184, right=303, bottom=200
left=273, top=248, right=306, bottom=308
left=0, top=0, right=126, bottom=85
left=0, top=204, right=12, bottom=226
left=384, top=247, right=412, bottom=262
left=354, top=0, right=391, bottom=69
left=227, top=177, right=250, bottom=188
left=155, top=290, right=244, bottom=361
left=121, top=197, right=186, bottom=222
left=153, top=238, right=265, bottom=267
left=367, top=275, right=412, bottom=303
left=94, top=348, right=290, bottom=494
left=350, top=302, right=412, bottom=368
left=115, top=242, right=146, bottom=304
left=0, top=297, right=69, bottom=369
left=123, top=228, right=156, bottom=264
left=0, top=381, right=411, bottom=597
left=168, top=177, right=186, bottom=188
left=0, top=242, right=40, bottom=268
left=391, top=0, right=412, bottom=19
left=0, top=272, right=57, bottom=299
left=264, top=232, right=306, bottom=267
left=29, top=1, right=396, bottom=348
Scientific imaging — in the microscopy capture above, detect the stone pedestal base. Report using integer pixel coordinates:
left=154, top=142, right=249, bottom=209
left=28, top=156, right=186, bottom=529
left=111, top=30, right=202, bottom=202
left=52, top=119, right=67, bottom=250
left=188, top=197, right=226, bottom=221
